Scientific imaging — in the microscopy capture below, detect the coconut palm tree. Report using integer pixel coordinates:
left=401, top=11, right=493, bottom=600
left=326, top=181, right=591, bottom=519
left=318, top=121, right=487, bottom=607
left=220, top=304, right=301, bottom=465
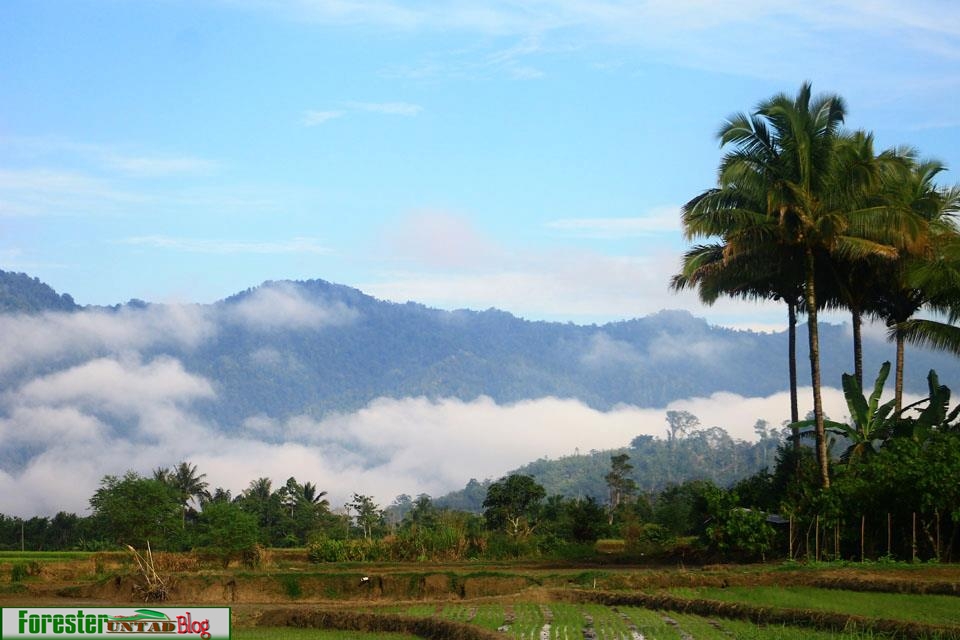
left=684, top=83, right=920, bottom=488
left=170, top=461, right=209, bottom=528
left=819, top=131, right=910, bottom=388
left=672, top=237, right=804, bottom=428
left=871, top=157, right=960, bottom=411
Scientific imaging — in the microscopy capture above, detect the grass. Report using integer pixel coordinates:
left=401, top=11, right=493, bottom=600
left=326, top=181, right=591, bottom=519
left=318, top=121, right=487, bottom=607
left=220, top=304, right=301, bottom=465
left=671, top=614, right=954, bottom=639
left=0, top=551, right=92, bottom=561
left=668, top=585, right=960, bottom=626
left=236, top=628, right=415, bottom=639
left=359, top=601, right=960, bottom=640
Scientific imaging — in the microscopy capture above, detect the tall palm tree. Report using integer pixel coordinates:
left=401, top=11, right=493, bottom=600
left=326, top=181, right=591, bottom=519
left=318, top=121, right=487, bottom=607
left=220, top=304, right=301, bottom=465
left=899, top=231, right=960, bottom=355
left=170, top=461, right=209, bottom=528
left=684, top=83, right=916, bottom=488
left=672, top=238, right=804, bottom=428
left=872, top=158, right=960, bottom=411
left=820, top=131, right=907, bottom=388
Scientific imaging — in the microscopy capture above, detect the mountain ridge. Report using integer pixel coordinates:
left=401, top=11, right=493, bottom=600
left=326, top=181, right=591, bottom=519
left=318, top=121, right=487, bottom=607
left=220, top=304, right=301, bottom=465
left=0, top=270, right=957, bottom=425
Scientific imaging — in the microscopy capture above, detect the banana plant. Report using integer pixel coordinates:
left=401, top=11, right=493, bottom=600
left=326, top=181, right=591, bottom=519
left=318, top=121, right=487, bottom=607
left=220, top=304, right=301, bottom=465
left=895, top=368, right=960, bottom=439
left=795, top=362, right=896, bottom=463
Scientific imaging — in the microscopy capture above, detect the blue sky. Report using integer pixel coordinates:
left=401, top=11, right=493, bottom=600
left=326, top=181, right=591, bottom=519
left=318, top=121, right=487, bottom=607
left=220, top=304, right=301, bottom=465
left=3, top=0, right=960, bottom=328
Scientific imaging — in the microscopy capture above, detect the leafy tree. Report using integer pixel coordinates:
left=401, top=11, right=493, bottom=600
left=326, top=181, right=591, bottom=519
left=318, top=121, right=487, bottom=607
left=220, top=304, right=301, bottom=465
left=704, top=487, right=776, bottom=561
left=483, top=474, right=546, bottom=538
left=347, top=494, right=383, bottom=540
left=605, top=453, right=638, bottom=524
left=653, top=480, right=717, bottom=538
left=235, top=477, right=287, bottom=546
left=665, top=410, right=699, bottom=443
left=89, top=471, right=181, bottom=549
left=195, top=502, right=259, bottom=567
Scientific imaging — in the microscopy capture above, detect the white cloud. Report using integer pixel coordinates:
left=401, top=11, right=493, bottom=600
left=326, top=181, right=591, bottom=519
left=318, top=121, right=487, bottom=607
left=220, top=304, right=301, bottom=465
left=15, top=356, right=214, bottom=418
left=646, top=330, right=736, bottom=363
left=4, top=381, right=928, bottom=517
left=364, top=246, right=790, bottom=327
left=302, top=110, right=345, bottom=126
left=121, top=235, right=331, bottom=255
left=224, top=281, right=359, bottom=330
left=580, top=332, right=643, bottom=368
left=379, top=210, right=503, bottom=271
left=0, top=305, right=215, bottom=374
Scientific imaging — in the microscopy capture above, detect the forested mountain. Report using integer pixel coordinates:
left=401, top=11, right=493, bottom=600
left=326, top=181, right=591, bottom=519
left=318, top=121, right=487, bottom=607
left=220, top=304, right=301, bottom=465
left=0, top=271, right=78, bottom=313
left=1, top=271, right=958, bottom=427
left=435, top=426, right=784, bottom=511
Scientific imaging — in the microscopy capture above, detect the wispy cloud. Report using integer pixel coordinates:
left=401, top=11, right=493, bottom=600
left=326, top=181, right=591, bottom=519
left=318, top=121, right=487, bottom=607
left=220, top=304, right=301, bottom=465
left=547, top=206, right=682, bottom=238
left=2, top=135, right=219, bottom=178
left=0, top=168, right=148, bottom=217
left=225, top=282, right=359, bottom=330
left=302, top=101, right=422, bottom=126
left=347, top=101, right=423, bottom=116
left=121, top=235, right=331, bottom=255
left=242, top=1, right=960, bottom=101
left=100, top=154, right=218, bottom=177
left=302, top=110, right=346, bottom=126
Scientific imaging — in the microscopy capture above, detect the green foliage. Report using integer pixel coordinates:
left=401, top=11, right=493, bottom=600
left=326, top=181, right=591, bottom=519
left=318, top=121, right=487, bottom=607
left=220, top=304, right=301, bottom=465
left=88, top=471, right=182, bottom=549
left=10, top=564, right=27, bottom=583
left=348, top=494, right=384, bottom=540
left=482, top=474, right=545, bottom=538
left=653, top=479, right=718, bottom=538
left=705, top=488, right=776, bottom=560
left=279, top=574, right=302, bottom=599
left=195, top=502, right=259, bottom=567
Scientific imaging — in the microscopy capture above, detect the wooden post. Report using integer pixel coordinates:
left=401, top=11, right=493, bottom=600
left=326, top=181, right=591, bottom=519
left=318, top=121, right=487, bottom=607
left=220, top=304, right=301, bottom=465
left=912, top=512, right=917, bottom=563
left=860, top=516, right=867, bottom=562
left=815, top=515, right=820, bottom=562
left=887, top=513, right=892, bottom=558
left=936, top=510, right=941, bottom=562
left=834, top=523, right=839, bottom=560
left=789, top=515, right=794, bottom=561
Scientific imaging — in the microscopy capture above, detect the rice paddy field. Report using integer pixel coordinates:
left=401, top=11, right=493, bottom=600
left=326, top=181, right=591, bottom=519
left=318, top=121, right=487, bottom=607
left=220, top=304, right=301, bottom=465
left=2, top=552, right=959, bottom=639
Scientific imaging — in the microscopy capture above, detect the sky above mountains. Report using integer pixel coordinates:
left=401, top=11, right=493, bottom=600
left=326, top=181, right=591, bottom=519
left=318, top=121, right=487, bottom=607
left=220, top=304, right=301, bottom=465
left=3, top=1, right=960, bottom=328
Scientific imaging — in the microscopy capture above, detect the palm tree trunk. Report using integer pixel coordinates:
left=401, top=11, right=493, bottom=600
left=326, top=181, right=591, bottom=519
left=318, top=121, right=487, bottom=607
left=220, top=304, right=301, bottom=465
left=805, top=248, right=830, bottom=489
left=788, top=300, right=800, bottom=448
left=852, top=307, right=863, bottom=389
left=895, top=325, right=905, bottom=414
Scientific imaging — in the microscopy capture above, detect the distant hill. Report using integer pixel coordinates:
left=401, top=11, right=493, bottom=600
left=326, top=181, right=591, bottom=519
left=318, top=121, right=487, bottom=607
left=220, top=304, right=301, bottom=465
left=0, top=271, right=78, bottom=313
left=434, top=429, right=784, bottom=511
left=0, top=273, right=958, bottom=427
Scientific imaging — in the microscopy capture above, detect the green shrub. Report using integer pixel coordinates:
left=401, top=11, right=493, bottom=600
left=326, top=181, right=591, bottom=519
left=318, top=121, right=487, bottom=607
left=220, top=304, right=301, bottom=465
left=10, top=564, right=27, bottom=583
